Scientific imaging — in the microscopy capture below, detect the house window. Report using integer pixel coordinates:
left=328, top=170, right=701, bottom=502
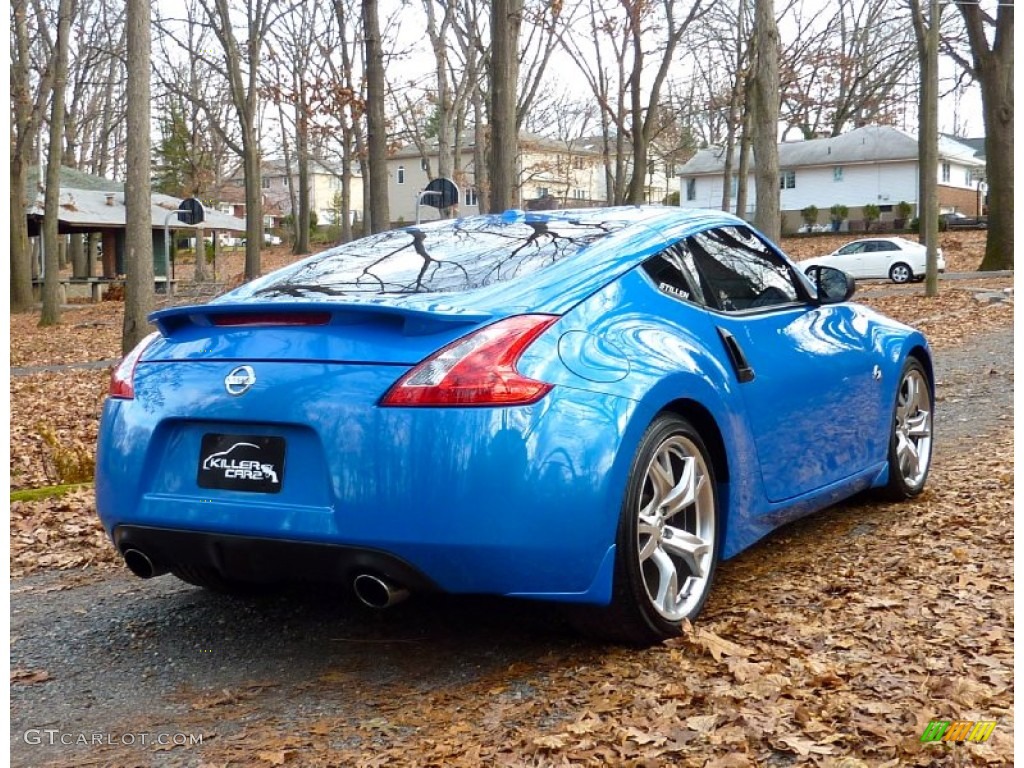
left=397, top=166, right=405, bottom=184
left=730, top=174, right=738, bottom=198
left=833, top=166, right=844, bottom=182
left=686, top=178, right=696, bottom=201
left=941, top=163, right=950, bottom=183
left=420, top=159, right=428, bottom=172
left=573, top=156, right=584, bottom=170
left=537, top=187, right=549, bottom=198
left=572, top=188, right=586, bottom=200
left=261, top=177, right=271, bottom=189
left=464, top=187, right=478, bottom=206
left=965, top=169, right=973, bottom=185
left=779, top=170, right=796, bottom=189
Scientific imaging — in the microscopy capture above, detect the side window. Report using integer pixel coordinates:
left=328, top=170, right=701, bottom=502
left=838, top=242, right=865, bottom=254
left=641, top=242, right=705, bottom=305
left=875, top=241, right=898, bottom=252
left=686, top=226, right=801, bottom=312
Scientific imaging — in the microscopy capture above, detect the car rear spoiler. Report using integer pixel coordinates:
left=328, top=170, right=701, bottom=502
left=150, top=301, right=494, bottom=338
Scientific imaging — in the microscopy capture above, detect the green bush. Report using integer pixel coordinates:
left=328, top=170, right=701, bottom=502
left=829, top=204, right=848, bottom=232
left=863, top=204, right=881, bottom=231
left=800, top=205, right=819, bottom=227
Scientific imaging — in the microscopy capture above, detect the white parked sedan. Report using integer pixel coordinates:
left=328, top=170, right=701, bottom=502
left=797, top=237, right=945, bottom=284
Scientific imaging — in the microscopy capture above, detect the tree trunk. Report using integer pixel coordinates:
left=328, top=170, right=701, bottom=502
left=736, top=110, right=752, bottom=219
left=10, top=0, right=45, bottom=313
left=750, top=0, right=781, bottom=241
left=958, top=1, right=1013, bottom=271
left=363, top=0, right=391, bottom=233
left=910, top=0, right=940, bottom=295
left=922, top=0, right=940, bottom=296
left=70, top=233, right=87, bottom=277
left=243, top=138, right=262, bottom=278
left=473, top=92, right=489, bottom=213
left=122, top=0, right=154, bottom=353
left=489, top=0, right=523, bottom=211
left=296, top=109, right=311, bottom=253
left=40, top=0, right=75, bottom=327
left=194, top=225, right=206, bottom=282
left=10, top=151, right=34, bottom=312
left=978, top=71, right=1013, bottom=270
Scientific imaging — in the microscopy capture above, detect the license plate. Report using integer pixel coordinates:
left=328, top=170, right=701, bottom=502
left=197, top=434, right=285, bottom=493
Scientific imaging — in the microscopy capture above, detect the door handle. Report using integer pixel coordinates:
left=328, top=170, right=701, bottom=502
left=717, top=327, right=755, bottom=383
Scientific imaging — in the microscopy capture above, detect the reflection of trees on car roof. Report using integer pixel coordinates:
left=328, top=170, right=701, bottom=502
left=253, top=217, right=617, bottom=298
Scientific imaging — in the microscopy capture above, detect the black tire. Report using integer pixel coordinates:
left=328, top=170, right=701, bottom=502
left=889, top=263, right=913, bottom=284
left=878, top=358, right=934, bottom=500
left=172, top=564, right=271, bottom=596
left=571, top=414, right=720, bottom=646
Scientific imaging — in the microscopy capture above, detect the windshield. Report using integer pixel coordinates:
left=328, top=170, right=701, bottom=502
left=250, top=215, right=621, bottom=299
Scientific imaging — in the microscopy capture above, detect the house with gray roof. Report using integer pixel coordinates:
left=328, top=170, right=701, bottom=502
left=678, top=125, right=987, bottom=232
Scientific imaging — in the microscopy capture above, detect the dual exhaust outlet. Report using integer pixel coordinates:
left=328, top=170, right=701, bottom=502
left=121, top=548, right=409, bottom=608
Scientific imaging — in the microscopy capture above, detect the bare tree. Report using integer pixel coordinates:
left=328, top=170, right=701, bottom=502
left=623, top=0, right=707, bottom=204
left=553, top=0, right=703, bottom=206
left=749, top=0, right=780, bottom=241
left=908, top=0, right=941, bottom=296
left=363, top=0, right=390, bottom=232
left=40, top=0, right=75, bottom=327
left=192, top=0, right=279, bottom=279
left=781, top=0, right=916, bottom=139
left=489, top=0, right=522, bottom=211
left=122, top=0, right=153, bottom=351
left=10, top=0, right=58, bottom=312
left=947, top=0, right=1012, bottom=271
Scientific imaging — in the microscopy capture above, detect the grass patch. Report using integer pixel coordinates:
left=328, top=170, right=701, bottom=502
left=11, top=483, right=92, bottom=503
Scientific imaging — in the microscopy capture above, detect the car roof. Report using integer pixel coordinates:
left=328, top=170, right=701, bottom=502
left=222, top=206, right=754, bottom=316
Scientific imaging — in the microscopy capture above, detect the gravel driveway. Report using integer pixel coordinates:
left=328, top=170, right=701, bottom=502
left=10, top=326, right=1013, bottom=767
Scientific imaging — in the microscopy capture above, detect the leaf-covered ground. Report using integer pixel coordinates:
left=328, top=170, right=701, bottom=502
left=16, top=430, right=1010, bottom=767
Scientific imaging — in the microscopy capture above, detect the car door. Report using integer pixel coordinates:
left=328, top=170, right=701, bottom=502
left=829, top=241, right=868, bottom=277
left=684, top=225, right=882, bottom=502
left=855, top=241, right=887, bottom=277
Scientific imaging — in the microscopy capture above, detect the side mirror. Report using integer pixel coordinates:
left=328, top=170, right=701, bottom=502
left=807, top=265, right=856, bottom=304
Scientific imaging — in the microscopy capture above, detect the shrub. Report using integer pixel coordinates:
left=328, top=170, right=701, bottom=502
left=800, top=205, right=819, bottom=228
left=863, top=204, right=881, bottom=231
left=35, top=423, right=95, bottom=485
left=829, top=204, right=849, bottom=232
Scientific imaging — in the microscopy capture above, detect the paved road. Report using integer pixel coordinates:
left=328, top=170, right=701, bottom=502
left=10, top=326, right=1013, bottom=767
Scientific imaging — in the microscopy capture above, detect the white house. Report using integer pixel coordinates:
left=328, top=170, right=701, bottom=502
left=678, top=125, right=986, bottom=232
left=222, top=157, right=363, bottom=229
left=386, top=134, right=608, bottom=224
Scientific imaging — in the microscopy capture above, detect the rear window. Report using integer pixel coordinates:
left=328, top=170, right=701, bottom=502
left=250, top=215, right=621, bottom=299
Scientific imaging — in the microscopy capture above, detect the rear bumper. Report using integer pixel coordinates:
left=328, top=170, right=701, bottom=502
left=96, top=369, right=638, bottom=604
left=114, top=525, right=439, bottom=591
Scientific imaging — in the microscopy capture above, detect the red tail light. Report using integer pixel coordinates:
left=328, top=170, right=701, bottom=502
left=109, top=331, right=160, bottom=399
left=211, top=312, right=330, bottom=327
left=381, top=314, right=559, bottom=407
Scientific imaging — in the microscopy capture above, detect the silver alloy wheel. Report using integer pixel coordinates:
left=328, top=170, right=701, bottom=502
left=635, top=435, right=716, bottom=621
left=894, top=367, right=932, bottom=489
left=890, top=263, right=912, bottom=283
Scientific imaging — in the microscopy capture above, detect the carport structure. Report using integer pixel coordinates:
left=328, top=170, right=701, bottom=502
left=25, top=166, right=246, bottom=299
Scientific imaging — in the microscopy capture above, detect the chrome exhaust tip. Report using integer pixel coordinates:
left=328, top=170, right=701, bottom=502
left=353, top=573, right=410, bottom=608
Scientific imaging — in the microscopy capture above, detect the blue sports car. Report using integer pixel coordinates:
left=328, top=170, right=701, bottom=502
left=96, top=207, right=934, bottom=644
